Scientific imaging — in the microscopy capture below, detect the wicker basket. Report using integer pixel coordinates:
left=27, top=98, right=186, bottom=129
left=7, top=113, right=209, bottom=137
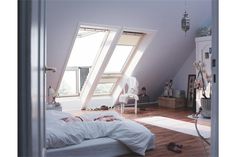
left=201, top=98, right=211, bottom=118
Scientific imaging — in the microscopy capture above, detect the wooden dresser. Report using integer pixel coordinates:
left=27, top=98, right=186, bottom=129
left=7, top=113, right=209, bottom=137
left=158, top=97, right=186, bottom=109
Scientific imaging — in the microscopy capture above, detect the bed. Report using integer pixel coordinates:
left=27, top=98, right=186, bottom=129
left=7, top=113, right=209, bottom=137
left=46, top=110, right=155, bottom=157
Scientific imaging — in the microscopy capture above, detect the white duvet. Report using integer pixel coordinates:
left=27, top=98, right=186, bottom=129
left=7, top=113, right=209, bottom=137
left=46, top=110, right=153, bottom=156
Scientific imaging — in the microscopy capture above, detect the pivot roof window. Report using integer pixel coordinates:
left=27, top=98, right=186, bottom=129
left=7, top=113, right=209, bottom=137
left=93, top=32, right=144, bottom=96
left=104, top=33, right=142, bottom=73
left=58, top=27, right=109, bottom=97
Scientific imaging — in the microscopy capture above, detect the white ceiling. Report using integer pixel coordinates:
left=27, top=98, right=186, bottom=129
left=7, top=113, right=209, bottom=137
left=46, top=0, right=212, bottom=100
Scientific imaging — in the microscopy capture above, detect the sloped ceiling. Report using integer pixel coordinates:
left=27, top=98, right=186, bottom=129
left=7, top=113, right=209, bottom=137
left=46, top=0, right=211, bottom=101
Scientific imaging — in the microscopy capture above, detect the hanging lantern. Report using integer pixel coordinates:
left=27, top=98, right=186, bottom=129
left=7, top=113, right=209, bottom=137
left=181, top=11, right=190, bottom=33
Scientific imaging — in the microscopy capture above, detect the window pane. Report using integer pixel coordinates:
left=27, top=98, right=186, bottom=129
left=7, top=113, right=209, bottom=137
left=67, top=30, right=108, bottom=67
left=104, top=45, right=133, bottom=73
left=58, top=28, right=109, bottom=97
left=80, top=67, right=90, bottom=90
left=94, top=83, right=114, bottom=95
left=58, top=71, right=77, bottom=96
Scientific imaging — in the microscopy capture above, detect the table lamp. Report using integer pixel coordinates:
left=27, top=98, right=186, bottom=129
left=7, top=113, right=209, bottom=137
left=49, top=86, right=57, bottom=104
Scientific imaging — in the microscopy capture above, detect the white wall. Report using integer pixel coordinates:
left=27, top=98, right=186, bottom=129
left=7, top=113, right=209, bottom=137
left=173, top=49, right=196, bottom=96
left=46, top=0, right=211, bottom=101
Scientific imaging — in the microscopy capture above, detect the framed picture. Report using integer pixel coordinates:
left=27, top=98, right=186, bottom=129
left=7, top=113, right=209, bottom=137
left=187, top=74, right=196, bottom=110
left=205, top=52, right=209, bottom=59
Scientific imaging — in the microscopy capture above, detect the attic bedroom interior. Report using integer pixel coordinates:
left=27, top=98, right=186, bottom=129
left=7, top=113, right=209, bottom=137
left=18, top=0, right=218, bottom=157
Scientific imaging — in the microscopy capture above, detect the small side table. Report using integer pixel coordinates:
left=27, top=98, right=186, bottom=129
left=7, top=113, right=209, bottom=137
left=46, top=103, right=62, bottom=111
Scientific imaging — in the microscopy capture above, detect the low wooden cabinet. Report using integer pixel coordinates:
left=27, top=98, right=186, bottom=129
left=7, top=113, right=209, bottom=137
left=158, top=97, right=186, bottom=109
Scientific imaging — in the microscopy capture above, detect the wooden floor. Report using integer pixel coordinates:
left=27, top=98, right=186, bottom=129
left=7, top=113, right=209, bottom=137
left=74, top=106, right=211, bottom=157
left=119, top=106, right=210, bottom=157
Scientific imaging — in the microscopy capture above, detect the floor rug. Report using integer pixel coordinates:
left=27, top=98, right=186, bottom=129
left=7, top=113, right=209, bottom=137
left=187, top=114, right=211, bottom=122
left=135, top=116, right=211, bottom=138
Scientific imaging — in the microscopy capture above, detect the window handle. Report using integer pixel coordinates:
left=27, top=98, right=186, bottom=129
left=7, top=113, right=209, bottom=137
left=44, top=66, right=56, bottom=73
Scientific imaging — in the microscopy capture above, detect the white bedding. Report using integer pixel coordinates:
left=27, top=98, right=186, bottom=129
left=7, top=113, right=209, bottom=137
left=46, top=110, right=153, bottom=156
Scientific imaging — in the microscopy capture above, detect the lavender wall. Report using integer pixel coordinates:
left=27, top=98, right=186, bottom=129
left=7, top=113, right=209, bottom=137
left=173, top=49, right=196, bottom=96
left=46, top=0, right=211, bottom=101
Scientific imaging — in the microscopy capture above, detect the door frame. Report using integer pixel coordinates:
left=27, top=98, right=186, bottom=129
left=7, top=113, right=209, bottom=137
left=211, top=0, right=219, bottom=156
left=18, top=0, right=218, bottom=157
left=18, top=0, right=46, bottom=156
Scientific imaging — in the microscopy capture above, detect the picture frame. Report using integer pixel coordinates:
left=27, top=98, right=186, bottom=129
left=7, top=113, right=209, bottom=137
left=205, top=52, right=209, bottom=59
left=187, top=74, right=196, bottom=110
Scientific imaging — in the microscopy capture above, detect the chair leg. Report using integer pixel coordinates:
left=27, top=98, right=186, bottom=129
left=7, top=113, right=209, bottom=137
left=135, top=100, right=137, bottom=115
left=121, top=103, right=124, bottom=114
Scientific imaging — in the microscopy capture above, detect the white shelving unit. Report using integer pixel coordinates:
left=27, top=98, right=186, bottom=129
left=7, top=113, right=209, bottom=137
left=195, top=36, right=212, bottom=113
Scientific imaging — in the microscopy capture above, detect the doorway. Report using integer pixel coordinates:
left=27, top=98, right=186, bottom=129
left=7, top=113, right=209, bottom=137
left=18, top=0, right=218, bottom=157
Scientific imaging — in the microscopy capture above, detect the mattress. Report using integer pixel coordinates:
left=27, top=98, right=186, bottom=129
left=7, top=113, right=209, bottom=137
left=46, top=134, right=155, bottom=157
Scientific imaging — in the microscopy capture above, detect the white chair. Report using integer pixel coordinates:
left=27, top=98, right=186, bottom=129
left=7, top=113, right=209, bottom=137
left=119, top=77, right=139, bottom=115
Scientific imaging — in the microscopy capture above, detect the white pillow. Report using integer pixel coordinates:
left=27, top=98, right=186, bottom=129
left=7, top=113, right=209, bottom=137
left=46, top=110, right=72, bottom=124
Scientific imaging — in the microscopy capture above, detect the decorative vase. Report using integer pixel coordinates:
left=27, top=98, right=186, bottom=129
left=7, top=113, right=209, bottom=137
left=201, top=98, right=211, bottom=118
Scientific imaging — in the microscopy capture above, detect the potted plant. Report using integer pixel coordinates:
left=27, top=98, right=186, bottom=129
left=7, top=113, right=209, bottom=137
left=193, top=61, right=212, bottom=118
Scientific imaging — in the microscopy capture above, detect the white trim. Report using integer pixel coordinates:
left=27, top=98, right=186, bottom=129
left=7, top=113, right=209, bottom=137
left=80, top=27, right=123, bottom=109
left=112, top=28, right=157, bottom=105
left=57, top=25, right=110, bottom=98
left=76, top=69, right=80, bottom=94
left=93, top=32, right=143, bottom=96
left=79, top=22, right=122, bottom=31
left=55, top=22, right=81, bottom=92
left=93, top=82, right=116, bottom=96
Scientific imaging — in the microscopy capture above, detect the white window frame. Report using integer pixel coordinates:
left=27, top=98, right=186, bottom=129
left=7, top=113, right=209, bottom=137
left=57, top=25, right=110, bottom=97
left=93, top=75, right=122, bottom=96
left=58, top=66, right=91, bottom=97
left=80, top=26, right=123, bottom=108
left=94, top=32, right=144, bottom=96
left=57, top=24, right=156, bottom=109
left=104, top=32, right=144, bottom=74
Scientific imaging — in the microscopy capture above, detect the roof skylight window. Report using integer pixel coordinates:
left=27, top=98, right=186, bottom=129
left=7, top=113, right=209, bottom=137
left=104, top=33, right=142, bottom=73
left=94, top=32, right=144, bottom=96
left=67, top=29, right=108, bottom=67
left=58, top=27, right=109, bottom=97
left=58, top=26, right=145, bottom=100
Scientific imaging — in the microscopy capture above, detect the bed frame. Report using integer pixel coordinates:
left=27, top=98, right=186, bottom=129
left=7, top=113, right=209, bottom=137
left=47, top=134, right=155, bottom=157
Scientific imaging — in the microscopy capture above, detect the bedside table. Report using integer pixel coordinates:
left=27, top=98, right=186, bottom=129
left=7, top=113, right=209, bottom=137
left=46, top=103, right=62, bottom=111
